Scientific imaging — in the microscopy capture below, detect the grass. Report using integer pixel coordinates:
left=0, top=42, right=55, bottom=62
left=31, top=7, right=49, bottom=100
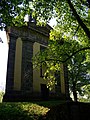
left=34, top=100, right=66, bottom=107
left=0, top=102, right=50, bottom=120
left=0, top=100, right=90, bottom=120
left=0, top=100, right=64, bottom=120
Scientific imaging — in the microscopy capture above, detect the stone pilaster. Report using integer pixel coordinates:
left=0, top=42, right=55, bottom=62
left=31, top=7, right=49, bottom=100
left=21, top=38, right=34, bottom=93
left=6, top=34, right=17, bottom=92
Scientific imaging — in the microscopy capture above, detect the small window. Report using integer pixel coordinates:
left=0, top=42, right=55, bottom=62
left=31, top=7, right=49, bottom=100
left=40, top=45, right=46, bottom=52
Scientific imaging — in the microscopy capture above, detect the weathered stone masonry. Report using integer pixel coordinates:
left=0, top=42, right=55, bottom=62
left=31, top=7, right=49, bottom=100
left=6, top=34, right=17, bottom=92
left=21, top=39, right=33, bottom=93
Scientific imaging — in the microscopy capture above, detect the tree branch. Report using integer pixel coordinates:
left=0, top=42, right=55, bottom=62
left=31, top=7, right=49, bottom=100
left=73, top=25, right=79, bottom=36
left=66, top=0, right=90, bottom=39
left=42, top=47, right=90, bottom=63
left=63, top=47, right=90, bottom=62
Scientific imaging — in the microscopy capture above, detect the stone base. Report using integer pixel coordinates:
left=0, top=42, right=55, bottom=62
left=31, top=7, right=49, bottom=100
left=3, top=91, right=67, bottom=102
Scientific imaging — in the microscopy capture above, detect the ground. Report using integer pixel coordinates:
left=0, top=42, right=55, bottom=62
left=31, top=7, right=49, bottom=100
left=0, top=100, right=90, bottom=120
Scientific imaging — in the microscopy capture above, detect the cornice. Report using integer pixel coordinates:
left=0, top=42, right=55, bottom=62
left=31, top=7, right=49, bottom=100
left=6, top=26, right=49, bottom=45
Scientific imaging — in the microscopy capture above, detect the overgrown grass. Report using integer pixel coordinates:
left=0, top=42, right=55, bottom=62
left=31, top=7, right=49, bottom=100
left=0, top=102, right=50, bottom=120
left=0, top=100, right=65, bottom=120
left=0, top=101, right=90, bottom=120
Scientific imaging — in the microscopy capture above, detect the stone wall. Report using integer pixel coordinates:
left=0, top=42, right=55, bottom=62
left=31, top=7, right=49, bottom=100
left=21, top=39, right=33, bottom=93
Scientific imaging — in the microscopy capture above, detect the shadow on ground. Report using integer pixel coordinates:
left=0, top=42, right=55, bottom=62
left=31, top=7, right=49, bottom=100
left=41, top=102, right=90, bottom=120
left=0, top=102, right=90, bottom=120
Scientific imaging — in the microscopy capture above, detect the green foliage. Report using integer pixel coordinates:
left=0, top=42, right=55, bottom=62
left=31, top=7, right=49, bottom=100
left=81, top=84, right=90, bottom=100
left=0, top=0, right=90, bottom=38
left=68, top=50, right=90, bottom=101
left=79, top=98, right=90, bottom=102
left=33, top=23, right=90, bottom=100
left=33, top=0, right=90, bottom=38
left=0, top=0, right=32, bottom=27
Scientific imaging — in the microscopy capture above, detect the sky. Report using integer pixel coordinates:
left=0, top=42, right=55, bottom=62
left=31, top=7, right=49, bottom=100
left=24, top=14, right=57, bottom=27
left=48, top=18, right=57, bottom=27
left=0, top=30, right=8, bottom=92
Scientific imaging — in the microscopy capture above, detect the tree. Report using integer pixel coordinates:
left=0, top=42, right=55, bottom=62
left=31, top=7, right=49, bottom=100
left=81, top=84, right=90, bottom=102
left=0, top=0, right=90, bottom=38
left=0, top=1, right=90, bottom=43
left=33, top=0, right=90, bottom=39
left=68, top=52, right=90, bottom=102
left=33, top=25, right=90, bottom=101
left=1, top=0, right=90, bottom=101
left=0, top=0, right=32, bottom=28
left=32, top=1, right=90, bottom=101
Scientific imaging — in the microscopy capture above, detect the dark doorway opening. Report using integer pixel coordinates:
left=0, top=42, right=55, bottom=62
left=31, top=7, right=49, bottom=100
left=41, top=84, right=49, bottom=100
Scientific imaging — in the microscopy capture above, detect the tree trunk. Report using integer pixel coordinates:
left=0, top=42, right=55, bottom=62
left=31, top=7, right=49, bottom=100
left=67, top=0, right=90, bottom=39
left=73, top=90, right=78, bottom=102
left=72, top=81, right=78, bottom=102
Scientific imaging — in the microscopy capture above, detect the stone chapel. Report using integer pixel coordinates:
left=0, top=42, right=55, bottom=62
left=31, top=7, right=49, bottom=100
left=3, top=22, right=69, bottom=101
